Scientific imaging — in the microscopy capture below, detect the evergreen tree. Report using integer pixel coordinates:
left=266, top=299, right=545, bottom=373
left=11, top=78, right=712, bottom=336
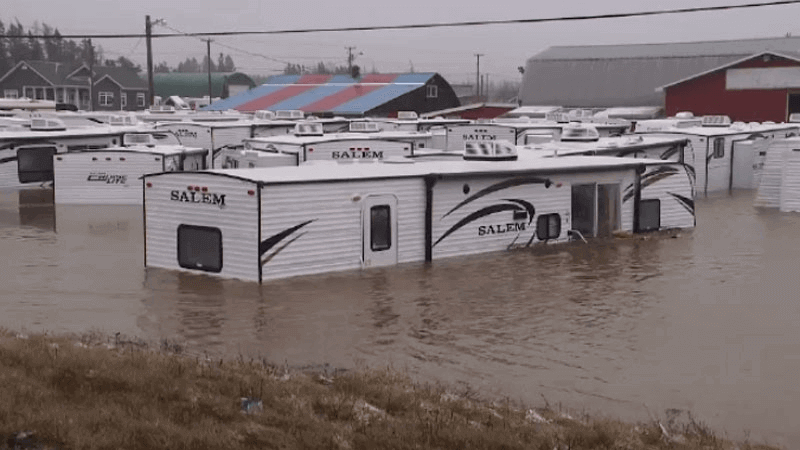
left=223, top=55, right=235, bottom=72
left=0, top=20, right=9, bottom=74
left=217, top=52, right=225, bottom=72
left=8, top=21, right=32, bottom=62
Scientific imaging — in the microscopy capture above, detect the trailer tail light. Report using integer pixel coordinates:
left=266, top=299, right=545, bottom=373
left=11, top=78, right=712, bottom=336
left=350, top=147, right=355, bottom=151
left=194, top=186, right=201, bottom=192
left=56, top=157, right=62, bottom=161
left=106, top=157, right=111, bottom=161
left=120, top=157, right=126, bottom=161
left=201, top=186, right=208, bottom=192
left=187, top=186, right=194, bottom=191
left=146, top=182, right=152, bottom=188
left=247, top=190, right=255, bottom=196
left=308, top=147, right=314, bottom=152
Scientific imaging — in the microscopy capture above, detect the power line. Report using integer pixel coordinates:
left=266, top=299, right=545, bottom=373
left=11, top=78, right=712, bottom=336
left=6, top=1, right=800, bottom=39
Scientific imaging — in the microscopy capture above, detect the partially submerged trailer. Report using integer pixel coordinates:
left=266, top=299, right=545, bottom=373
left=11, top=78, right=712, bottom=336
left=0, top=117, right=143, bottom=189
left=754, top=137, right=800, bottom=211
left=217, top=122, right=416, bottom=168
left=154, top=121, right=253, bottom=169
left=143, top=148, right=695, bottom=283
left=635, top=115, right=798, bottom=196
left=54, top=133, right=207, bottom=205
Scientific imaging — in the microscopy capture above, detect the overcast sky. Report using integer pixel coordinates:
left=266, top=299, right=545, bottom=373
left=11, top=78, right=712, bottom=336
left=6, top=0, right=800, bottom=85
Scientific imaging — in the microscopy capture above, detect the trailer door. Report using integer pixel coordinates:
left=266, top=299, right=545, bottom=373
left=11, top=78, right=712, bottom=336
left=362, top=195, right=398, bottom=268
left=17, top=146, right=57, bottom=183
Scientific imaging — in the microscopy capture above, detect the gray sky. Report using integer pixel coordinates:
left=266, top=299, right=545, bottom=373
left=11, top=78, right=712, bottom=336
left=6, top=0, right=800, bottom=85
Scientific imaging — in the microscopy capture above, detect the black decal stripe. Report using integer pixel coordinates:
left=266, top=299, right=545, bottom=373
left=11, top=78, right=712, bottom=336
left=623, top=167, right=679, bottom=202
left=0, top=156, right=18, bottom=164
left=659, top=145, right=680, bottom=160
left=504, top=199, right=535, bottom=224
left=259, top=220, right=314, bottom=256
left=434, top=204, right=522, bottom=247
left=667, top=192, right=695, bottom=216
left=443, top=175, right=551, bottom=218
left=261, top=232, right=307, bottom=267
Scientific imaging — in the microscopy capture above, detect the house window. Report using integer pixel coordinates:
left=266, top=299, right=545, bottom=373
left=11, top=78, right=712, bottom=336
left=370, top=205, right=392, bottom=251
left=24, top=87, right=34, bottom=98
left=536, top=213, right=561, bottom=240
left=137, top=93, right=146, bottom=107
left=713, top=137, right=725, bottom=159
left=639, top=199, right=661, bottom=232
left=121, top=93, right=127, bottom=108
left=177, top=225, right=223, bottom=273
left=426, top=85, right=438, bottom=98
left=99, top=91, right=114, bottom=106
left=3, top=89, right=19, bottom=99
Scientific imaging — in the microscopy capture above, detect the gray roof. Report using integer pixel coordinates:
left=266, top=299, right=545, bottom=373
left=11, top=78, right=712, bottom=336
left=521, top=36, right=800, bottom=108
left=93, top=66, right=147, bottom=90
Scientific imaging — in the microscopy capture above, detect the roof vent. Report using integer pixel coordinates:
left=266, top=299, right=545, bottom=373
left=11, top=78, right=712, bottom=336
left=30, top=117, right=66, bottom=131
left=292, top=122, right=324, bottom=136
left=397, top=111, right=418, bottom=120
left=545, top=112, right=570, bottom=123
left=675, top=111, right=695, bottom=119
left=275, top=110, right=305, bottom=120
left=701, top=115, right=732, bottom=127
left=349, top=121, right=380, bottom=133
left=464, top=140, right=518, bottom=161
left=560, top=122, right=600, bottom=142
left=254, top=110, right=276, bottom=121
left=109, top=114, right=138, bottom=126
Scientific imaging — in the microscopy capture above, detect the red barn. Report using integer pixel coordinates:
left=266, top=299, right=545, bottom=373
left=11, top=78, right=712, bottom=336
left=660, top=51, right=800, bottom=122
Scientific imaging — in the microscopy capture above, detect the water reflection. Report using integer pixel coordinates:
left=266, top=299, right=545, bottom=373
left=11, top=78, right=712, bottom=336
left=0, top=189, right=799, bottom=447
left=18, top=189, right=55, bottom=231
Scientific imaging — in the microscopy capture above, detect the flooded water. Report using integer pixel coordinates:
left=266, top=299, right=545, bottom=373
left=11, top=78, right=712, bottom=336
left=1, top=187, right=799, bottom=447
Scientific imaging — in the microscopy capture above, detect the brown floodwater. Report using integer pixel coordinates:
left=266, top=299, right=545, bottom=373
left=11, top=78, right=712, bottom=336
left=1, top=187, right=799, bottom=447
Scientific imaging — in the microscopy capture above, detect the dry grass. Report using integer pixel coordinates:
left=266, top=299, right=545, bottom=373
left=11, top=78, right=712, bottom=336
left=0, top=329, right=782, bottom=450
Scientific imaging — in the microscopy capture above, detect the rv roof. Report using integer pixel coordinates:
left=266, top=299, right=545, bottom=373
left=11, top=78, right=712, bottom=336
left=636, top=122, right=798, bottom=137
left=0, top=124, right=142, bottom=140
left=145, top=154, right=671, bottom=185
left=155, top=121, right=253, bottom=130
left=522, top=135, right=689, bottom=155
left=75, top=145, right=207, bottom=156
left=245, top=131, right=423, bottom=146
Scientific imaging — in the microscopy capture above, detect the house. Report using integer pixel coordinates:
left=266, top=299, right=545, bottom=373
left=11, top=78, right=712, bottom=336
left=0, top=60, right=148, bottom=111
left=154, top=72, right=256, bottom=107
left=520, top=36, right=800, bottom=120
left=204, top=72, right=460, bottom=117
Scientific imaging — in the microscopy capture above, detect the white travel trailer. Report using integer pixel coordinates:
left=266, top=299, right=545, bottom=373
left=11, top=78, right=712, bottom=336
left=54, top=133, right=207, bottom=205
left=154, top=121, right=253, bottom=168
left=441, top=121, right=631, bottom=151
left=218, top=122, right=416, bottom=168
left=0, top=117, right=142, bottom=188
left=635, top=115, right=798, bottom=196
left=754, top=137, right=800, bottom=211
left=142, top=149, right=695, bottom=283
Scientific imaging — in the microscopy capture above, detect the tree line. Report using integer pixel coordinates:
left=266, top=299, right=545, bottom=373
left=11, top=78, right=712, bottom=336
left=0, top=19, right=237, bottom=76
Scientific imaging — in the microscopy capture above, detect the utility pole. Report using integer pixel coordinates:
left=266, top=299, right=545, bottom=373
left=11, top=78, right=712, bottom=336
left=88, top=39, right=94, bottom=111
left=145, top=15, right=154, bottom=108
left=346, top=46, right=357, bottom=72
left=205, top=39, right=213, bottom=107
left=475, top=53, right=483, bottom=100
left=485, top=73, right=490, bottom=102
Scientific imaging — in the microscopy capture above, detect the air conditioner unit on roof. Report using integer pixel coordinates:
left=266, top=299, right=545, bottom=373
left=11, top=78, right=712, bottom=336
left=701, top=115, right=731, bottom=127
left=276, top=110, right=305, bottom=120
left=397, top=111, right=418, bottom=120
left=293, top=122, right=324, bottom=136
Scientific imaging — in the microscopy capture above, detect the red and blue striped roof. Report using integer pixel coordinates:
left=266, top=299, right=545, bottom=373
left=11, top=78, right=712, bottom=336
left=205, top=73, right=436, bottom=114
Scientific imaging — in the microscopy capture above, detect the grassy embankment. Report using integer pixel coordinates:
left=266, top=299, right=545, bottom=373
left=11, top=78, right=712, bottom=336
left=0, top=330, right=780, bottom=450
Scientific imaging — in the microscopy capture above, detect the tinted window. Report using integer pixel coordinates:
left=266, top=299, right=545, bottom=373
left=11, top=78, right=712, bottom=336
left=536, top=213, right=561, bottom=240
left=17, top=147, right=57, bottom=183
left=639, top=199, right=661, bottom=232
left=713, top=138, right=725, bottom=158
left=370, top=205, right=391, bottom=251
left=178, top=225, right=222, bottom=273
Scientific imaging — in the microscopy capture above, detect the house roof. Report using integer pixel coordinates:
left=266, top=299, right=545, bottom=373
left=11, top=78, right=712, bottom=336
left=154, top=72, right=256, bottom=98
left=655, top=50, right=800, bottom=90
left=204, top=73, right=438, bottom=114
left=0, top=60, right=146, bottom=89
left=521, top=36, right=800, bottom=108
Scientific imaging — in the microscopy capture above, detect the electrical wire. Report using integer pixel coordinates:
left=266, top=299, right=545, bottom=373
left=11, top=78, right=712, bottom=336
left=5, top=0, right=800, bottom=39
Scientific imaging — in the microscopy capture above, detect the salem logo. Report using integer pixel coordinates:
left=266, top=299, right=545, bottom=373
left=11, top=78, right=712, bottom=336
left=462, top=134, right=497, bottom=141
left=87, top=173, right=127, bottom=184
left=170, top=190, right=226, bottom=208
left=175, top=129, right=198, bottom=139
left=331, top=151, right=384, bottom=159
left=478, top=222, right=526, bottom=236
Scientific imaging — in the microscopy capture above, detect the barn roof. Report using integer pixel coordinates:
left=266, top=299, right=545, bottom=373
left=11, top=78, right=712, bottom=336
left=521, top=36, right=800, bottom=107
left=204, top=72, right=437, bottom=114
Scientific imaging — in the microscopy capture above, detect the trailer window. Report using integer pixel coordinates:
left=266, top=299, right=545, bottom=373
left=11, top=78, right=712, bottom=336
left=536, top=213, right=561, bottom=240
left=713, top=138, right=725, bottom=158
left=17, top=147, right=57, bottom=183
left=370, top=205, right=392, bottom=251
left=177, top=225, right=222, bottom=273
left=639, top=199, right=661, bottom=232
